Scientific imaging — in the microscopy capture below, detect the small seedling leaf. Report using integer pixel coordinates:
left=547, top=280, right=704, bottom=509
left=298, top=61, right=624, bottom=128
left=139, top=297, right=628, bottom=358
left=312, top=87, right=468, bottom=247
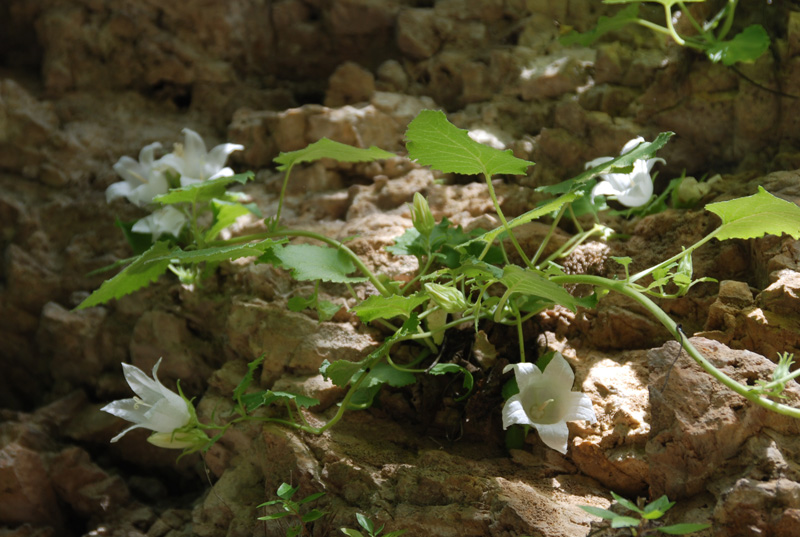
left=356, top=513, right=373, bottom=533
left=297, top=492, right=326, bottom=505
left=233, top=355, right=265, bottom=404
left=340, top=530, right=364, bottom=537
left=610, top=515, right=641, bottom=529
left=428, top=363, right=474, bottom=398
left=276, top=482, right=297, bottom=501
left=274, top=138, right=396, bottom=171
left=405, top=110, right=534, bottom=177
left=706, top=187, right=800, bottom=241
left=301, top=509, right=327, bottom=523
left=579, top=505, right=620, bottom=520
left=611, top=491, right=644, bottom=514
left=657, top=523, right=712, bottom=535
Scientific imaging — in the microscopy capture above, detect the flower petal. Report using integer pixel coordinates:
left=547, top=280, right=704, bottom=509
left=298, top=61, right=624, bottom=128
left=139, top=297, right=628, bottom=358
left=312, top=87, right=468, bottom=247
left=138, top=142, right=163, bottom=167
left=143, top=397, right=190, bottom=432
left=206, top=143, right=244, bottom=173
left=541, top=352, right=575, bottom=392
left=502, top=395, right=535, bottom=429
left=182, top=128, right=208, bottom=164
left=105, top=181, right=134, bottom=203
left=121, top=361, right=164, bottom=404
left=562, top=392, right=597, bottom=424
left=615, top=171, right=653, bottom=207
left=503, top=362, right=542, bottom=394
left=533, top=421, right=570, bottom=454
left=101, top=398, right=146, bottom=423
left=109, top=423, right=147, bottom=443
left=585, top=156, right=613, bottom=170
left=619, top=137, right=644, bottom=154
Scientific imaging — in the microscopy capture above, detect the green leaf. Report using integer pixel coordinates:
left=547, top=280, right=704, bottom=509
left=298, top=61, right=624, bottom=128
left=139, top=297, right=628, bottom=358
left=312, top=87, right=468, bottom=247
left=604, top=0, right=703, bottom=6
left=579, top=505, right=620, bottom=520
left=152, top=239, right=279, bottom=265
left=276, top=482, right=297, bottom=501
left=267, top=243, right=367, bottom=283
left=657, top=523, right=712, bottom=534
left=643, top=495, right=675, bottom=519
left=240, top=390, right=320, bottom=413
left=538, top=132, right=673, bottom=195
left=115, top=218, right=154, bottom=255
left=356, top=513, right=373, bottom=534
left=706, top=186, right=800, bottom=241
left=428, top=363, right=474, bottom=399
left=610, top=516, right=641, bottom=529
left=257, top=511, right=293, bottom=521
left=274, top=138, right=396, bottom=171
left=351, top=293, right=428, bottom=322
left=75, top=241, right=173, bottom=310
left=297, top=492, right=326, bottom=505
left=560, top=4, right=640, bottom=47
left=301, top=509, right=327, bottom=523
left=205, top=199, right=251, bottom=242
left=458, top=193, right=578, bottom=252
left=706, top=24, right=770, bottom=66
left=340, top=530, right=364, bottom=537
left=495, top=265, right=578, bottom=319
left=405, top=110, right=534, bottom=177
left=287, top=525, right=302, bottom=537
left=154, top=172, right=253, bottom=205
left=611, top=491, right=644, bottom=514
left=321, top=358, right=367, bottom=388
left=383, top=531, right=408, bottom=537
left=233, top=355, right=265, bottom=404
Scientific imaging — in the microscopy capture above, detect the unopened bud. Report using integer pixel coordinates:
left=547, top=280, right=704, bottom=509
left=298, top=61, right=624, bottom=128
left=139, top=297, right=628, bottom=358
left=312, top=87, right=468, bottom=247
left=410, top=192, right=436, bottom=237
left=147, top=429, right=209, bottom=450
left=425, top=283, right=469, bottom=313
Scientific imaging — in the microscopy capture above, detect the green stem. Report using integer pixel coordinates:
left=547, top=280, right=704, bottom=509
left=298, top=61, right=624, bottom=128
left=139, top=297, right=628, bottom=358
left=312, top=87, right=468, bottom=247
left=662, top=4, right=686, bottom=46
left=717, top=0, right=738, bottom=41
left=402, top=254, right=434, bottom=295
left=274, top=164, right=294, bottom=229
left=530, top=204, right=565, bottom=267
left=628, top=232, right=715, bottom=284
left=551, top=274, right=800, bottom=419
left=484, top=173, right=531, bottom=267
left=211, top=229, right=391, bottom=297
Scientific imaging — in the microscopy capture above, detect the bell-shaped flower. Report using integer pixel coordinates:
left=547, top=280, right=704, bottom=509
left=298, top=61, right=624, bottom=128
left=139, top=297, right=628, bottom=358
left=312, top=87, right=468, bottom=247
left=586, top=137, right=665, bottom=208
left=106, top=142, right=170, bottom=207
left=101, top=358, right=192, bottom=443
left=159, top=128, right=244, bottom=186
left=131, top=205, right=188, bottom=240
left=502, top=352, right=597, bottom=454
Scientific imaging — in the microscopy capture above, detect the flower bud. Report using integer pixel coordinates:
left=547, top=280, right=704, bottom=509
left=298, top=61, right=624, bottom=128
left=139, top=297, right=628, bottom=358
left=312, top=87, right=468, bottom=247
left=410, top=192, right=436, bottom=237
left=147, top=428, right=210, bottom=450
left=425, top=283, right=469, bottom=313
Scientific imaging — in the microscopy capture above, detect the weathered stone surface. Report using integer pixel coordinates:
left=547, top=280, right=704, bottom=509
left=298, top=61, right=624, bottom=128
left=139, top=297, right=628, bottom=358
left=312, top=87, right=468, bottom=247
left=225, top=299, right=380, bottom=386
left=0, top=443, right=63, bottom=530
left=647, top=338, right=800, bottom=500
left=396, top=8, right=441, bottom=60
left=50, top=446, right=130, bottom=517
left=325, top=61, right=376, bottom=107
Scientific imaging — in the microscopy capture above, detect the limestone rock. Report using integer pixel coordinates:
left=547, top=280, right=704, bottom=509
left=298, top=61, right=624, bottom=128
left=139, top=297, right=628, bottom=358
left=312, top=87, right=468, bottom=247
left=225, top=299, right=380, bottom=386
left=325, top=61, right=376, bottom=107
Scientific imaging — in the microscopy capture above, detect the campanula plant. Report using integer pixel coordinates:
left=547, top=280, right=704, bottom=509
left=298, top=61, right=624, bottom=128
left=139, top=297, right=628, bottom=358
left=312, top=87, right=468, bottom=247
left=85, top=109, right=800, bottom=462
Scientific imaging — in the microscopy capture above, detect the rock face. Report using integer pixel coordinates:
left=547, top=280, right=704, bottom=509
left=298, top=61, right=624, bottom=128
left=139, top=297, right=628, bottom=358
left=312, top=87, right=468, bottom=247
left=2, top=1, right=800, bottom=537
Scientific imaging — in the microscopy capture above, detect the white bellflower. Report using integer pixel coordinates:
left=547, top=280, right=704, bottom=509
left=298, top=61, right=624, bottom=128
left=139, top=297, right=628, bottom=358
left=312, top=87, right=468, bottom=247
left=586, top=137, right=665, bottom=207
left=502, top=352, right=597, bottom=454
